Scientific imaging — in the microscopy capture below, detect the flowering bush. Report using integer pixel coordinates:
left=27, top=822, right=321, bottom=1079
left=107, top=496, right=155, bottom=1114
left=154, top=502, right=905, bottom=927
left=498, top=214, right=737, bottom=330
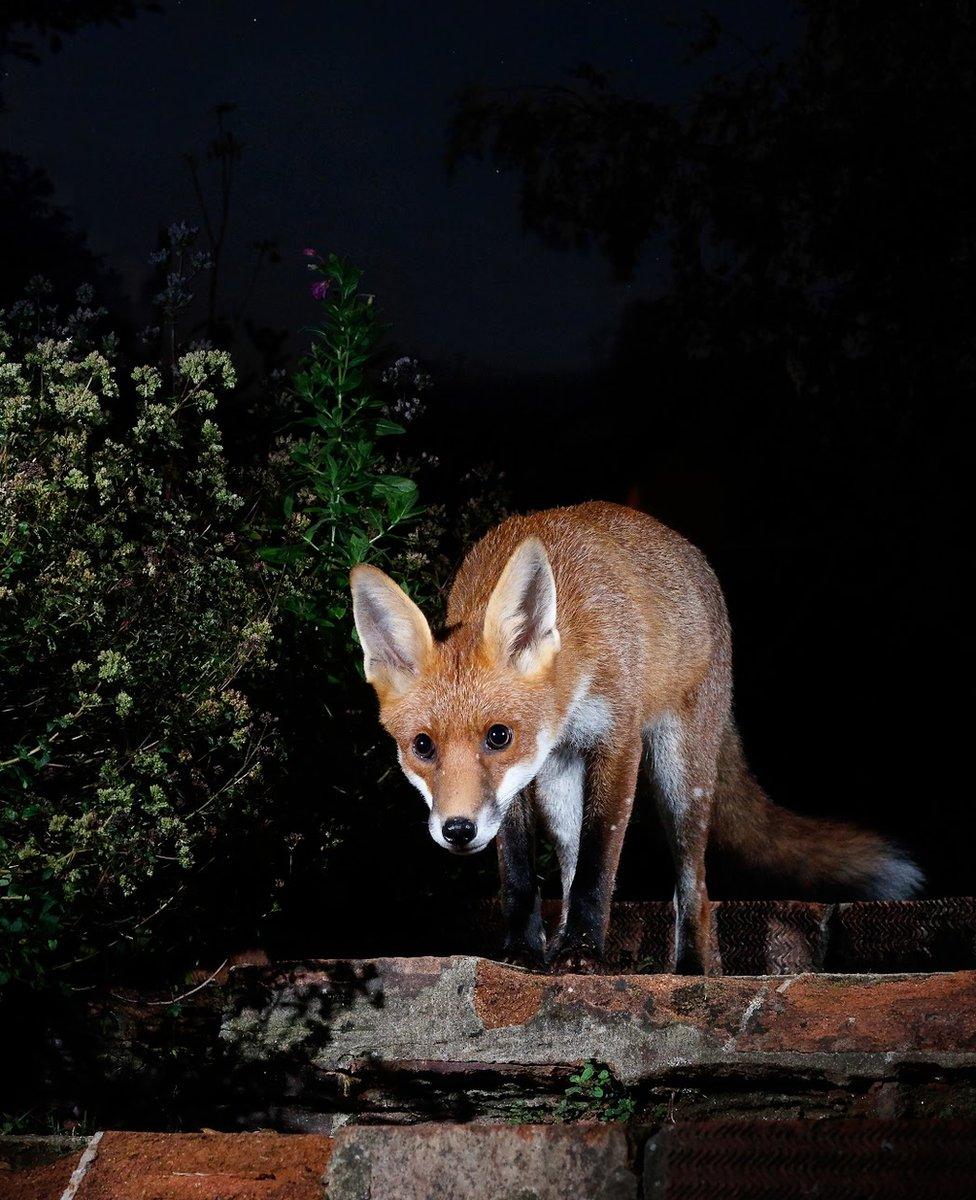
left=0, top=282, right=281, bottom=986
left=0, top=253, right=508, bottom=990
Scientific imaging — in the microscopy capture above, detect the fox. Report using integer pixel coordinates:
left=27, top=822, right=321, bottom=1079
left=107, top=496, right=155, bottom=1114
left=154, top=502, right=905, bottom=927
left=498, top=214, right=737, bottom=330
left=350, top=501, right=922, bottom=973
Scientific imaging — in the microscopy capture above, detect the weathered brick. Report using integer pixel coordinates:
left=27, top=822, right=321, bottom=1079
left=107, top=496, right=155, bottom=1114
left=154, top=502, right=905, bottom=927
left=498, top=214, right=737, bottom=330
left=830, top=898, right=976, bottom=972
left=644, top=1119, right=976, bottom=1199
left=76, top=1131, right=332, bottom=1199
left=715, top=900, right=831, bottom=974
left=0, top=1135, right=87, bottom=1200
left=325, top=1122, right=637, bottom=1200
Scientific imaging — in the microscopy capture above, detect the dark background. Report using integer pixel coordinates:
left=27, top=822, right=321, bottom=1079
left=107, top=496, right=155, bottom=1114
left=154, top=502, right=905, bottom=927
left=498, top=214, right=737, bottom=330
left=2, top=1, right=971, bottom=909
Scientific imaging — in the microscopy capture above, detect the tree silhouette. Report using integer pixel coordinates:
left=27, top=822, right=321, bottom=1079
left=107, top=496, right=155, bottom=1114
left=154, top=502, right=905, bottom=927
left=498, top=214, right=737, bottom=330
left=449, top=2, right=976, bottom=463
left=0, top=3, right=161, bottom=305
left=0, top=2, right=160, bottom=109
left=0, top=151, right=110, bottom=309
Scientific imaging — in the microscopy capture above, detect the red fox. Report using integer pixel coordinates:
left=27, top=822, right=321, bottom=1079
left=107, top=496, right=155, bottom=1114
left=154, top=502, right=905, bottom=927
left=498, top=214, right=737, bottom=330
left=350, top=501, right=922, bottom=973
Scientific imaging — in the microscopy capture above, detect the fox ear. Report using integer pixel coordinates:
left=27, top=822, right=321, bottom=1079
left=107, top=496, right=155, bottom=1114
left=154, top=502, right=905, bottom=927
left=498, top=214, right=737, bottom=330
left=483, top=537, right=560, bottom=675
left=350, top=564, right=434, bottom=699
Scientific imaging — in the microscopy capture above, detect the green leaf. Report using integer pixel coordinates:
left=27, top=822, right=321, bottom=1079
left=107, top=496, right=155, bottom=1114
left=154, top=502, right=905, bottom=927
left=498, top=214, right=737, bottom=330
left=348, top=533, right=370, bottom=565
left=374, top=418, right=405, bottom=436
left=375, top=476, right=417, bottom=496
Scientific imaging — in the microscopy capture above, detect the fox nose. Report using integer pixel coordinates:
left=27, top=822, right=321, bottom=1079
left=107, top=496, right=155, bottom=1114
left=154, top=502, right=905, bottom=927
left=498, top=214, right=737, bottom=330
left=442, top=816, right=477, bottom=847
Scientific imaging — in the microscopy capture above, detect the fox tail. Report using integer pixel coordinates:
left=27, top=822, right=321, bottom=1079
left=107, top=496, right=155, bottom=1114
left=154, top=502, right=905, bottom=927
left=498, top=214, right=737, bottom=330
left=710, top=724, right=923, bottom=900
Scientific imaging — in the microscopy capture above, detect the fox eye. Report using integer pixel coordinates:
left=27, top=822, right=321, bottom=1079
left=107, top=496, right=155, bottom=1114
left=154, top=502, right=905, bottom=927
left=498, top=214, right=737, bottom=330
left=485, top=724, right=513, bottom=751
left=412, top=732, right=435, bottom=761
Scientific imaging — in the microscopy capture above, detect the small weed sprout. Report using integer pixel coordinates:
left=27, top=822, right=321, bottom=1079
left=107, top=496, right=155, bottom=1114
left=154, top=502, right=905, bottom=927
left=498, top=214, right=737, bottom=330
left=555, top=1062, right=636, bottom=1123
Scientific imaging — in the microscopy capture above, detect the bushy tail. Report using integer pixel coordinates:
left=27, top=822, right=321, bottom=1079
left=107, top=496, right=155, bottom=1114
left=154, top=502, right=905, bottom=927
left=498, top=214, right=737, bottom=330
left=710, top=724, right=923, bottom=900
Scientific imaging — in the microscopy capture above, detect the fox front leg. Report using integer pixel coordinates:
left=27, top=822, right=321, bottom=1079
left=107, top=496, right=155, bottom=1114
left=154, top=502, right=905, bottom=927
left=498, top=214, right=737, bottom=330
left=545, top=738, right=642, bottom=970
left=496, top=789, right=545, bottom=964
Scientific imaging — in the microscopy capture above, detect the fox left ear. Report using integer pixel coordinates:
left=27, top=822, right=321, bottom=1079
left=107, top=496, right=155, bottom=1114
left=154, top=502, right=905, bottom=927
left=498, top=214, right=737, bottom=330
left=483, top=537, right=560, bottom=675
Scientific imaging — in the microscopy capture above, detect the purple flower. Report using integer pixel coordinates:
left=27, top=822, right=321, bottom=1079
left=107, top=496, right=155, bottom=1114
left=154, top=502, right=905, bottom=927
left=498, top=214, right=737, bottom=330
left=302, top=247, right=318, bottom=257
left=310, top=279, right=330, bottom=300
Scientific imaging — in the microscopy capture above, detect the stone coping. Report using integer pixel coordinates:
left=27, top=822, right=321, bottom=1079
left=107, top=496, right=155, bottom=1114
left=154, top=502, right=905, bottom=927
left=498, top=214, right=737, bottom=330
left=64, top=957, right=976, bottom=1127
left=222, top=957, right=976, bottom=1087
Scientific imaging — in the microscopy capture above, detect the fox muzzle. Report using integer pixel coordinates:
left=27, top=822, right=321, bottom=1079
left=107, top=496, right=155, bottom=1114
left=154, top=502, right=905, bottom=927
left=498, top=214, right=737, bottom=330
left=428, top=807, right=502, bottom=855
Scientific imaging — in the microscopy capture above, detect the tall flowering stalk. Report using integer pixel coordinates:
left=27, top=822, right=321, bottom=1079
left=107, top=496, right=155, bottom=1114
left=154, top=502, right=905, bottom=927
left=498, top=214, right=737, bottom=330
left=262, top=252, right=423, bottom=646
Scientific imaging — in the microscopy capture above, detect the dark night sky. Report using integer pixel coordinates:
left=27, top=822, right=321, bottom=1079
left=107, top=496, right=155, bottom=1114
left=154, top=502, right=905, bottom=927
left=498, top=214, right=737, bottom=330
left=3, top=0, right=796, bottom=370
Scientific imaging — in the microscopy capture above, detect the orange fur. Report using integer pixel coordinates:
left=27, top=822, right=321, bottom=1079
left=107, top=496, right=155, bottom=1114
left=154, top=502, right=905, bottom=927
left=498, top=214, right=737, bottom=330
left=351, top=502, right=922, bottom=973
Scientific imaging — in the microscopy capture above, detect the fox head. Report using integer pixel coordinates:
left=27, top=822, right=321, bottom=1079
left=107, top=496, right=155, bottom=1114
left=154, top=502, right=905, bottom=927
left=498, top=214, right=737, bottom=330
left=350, top=538, right=561, bottom=854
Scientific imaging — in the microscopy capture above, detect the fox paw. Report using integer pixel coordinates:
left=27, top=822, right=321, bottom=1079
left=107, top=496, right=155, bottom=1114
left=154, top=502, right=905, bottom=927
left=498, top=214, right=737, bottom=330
left=499, top=937, right=546, bottom=969
left=545, top=930, right=604, bottom=974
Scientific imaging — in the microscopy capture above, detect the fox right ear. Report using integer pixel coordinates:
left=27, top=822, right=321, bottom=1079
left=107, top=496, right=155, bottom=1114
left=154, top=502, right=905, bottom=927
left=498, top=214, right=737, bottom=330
left=349, top=564, right=434, bottom=699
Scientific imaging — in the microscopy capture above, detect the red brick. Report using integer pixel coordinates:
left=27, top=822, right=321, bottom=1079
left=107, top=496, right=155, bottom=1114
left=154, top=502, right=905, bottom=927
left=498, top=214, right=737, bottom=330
left=645, top=1119, right=976, bottom=1199
left=77, top=1131, right=332, bottom=1200
left=0, top=1136, right=85, bottom=1200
